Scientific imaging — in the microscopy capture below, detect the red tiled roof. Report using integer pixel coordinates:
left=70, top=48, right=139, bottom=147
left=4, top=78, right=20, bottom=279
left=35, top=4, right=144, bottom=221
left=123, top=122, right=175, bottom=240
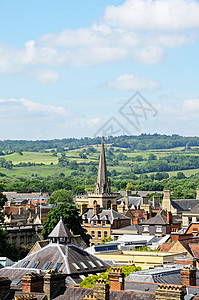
left=189, top=243, right=199, bottom=259
left=159, top=243, right=175, bottom=252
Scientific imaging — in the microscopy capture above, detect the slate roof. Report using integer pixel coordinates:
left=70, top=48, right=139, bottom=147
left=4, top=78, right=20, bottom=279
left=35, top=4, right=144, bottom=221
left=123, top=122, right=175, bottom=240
left=55, top=287, right=155, bottom=300
left=82, top=208, right=130, bottom=224
left=171, top=199, right=199, bottom=212
left=125, top=266, right=183, bottom=286
left=141, top=212, right=167, bottom=225
left=48, top=218, right=73, bottom=238
left=112, top=224, right=139, bottom=233
left=0, top=241, right=109, bottom=288
left=189, top=203, right=199, bottom=214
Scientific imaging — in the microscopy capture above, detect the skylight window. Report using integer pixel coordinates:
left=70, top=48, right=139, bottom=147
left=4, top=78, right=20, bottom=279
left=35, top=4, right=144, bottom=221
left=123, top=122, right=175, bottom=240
left=72, top=262, right=80, bottom=270
left=43, top=262, right=51, bottom=270
left=31, top=261, right=39, bottom=268
left=88, top=260, right=96, bottom=268
left=21, top=261, right=29, bottom=268
left=96, top=260, right=103, bottom=267
left=80, top=262, right=88, bottom=269
left=79, top=275, right=86, bottom=280
left=11, top=279, right=21, bottom=285
left=55, top=263, right=62, bottom=270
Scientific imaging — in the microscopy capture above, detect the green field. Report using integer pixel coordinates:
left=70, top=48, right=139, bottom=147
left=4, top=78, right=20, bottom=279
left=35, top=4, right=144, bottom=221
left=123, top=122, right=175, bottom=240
left=3, top=152, right=60, bottom=165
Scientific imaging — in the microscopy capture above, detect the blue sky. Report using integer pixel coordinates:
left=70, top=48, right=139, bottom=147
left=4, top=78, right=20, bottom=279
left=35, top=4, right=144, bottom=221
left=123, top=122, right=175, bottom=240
left=0, top=0, right=199, bottom=140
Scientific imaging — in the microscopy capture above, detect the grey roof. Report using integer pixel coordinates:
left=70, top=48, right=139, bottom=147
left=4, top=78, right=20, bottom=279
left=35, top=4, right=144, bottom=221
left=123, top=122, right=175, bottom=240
left=189, top=202, right=199, bottom=214
left=112, top=224, right=139, bottom=232
left=171, top=199, right=199, bottom=212
left=48, top=218, right=73, bottom=238
left=141, top=213, right=167, bottom=225
left=0, top=242, right=109, bottom=288
left=118, top=197, right=142, bottom=208
left=55, top=287, right=155, bottom=300
left=125, top=266, right=183, bottom=285
left=82, top=208, right=130, bottom=224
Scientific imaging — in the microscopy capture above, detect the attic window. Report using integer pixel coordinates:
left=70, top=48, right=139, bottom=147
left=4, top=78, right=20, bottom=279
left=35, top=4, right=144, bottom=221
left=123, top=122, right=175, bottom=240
left=21, top=261, right=29, bottom=268
left=31, top=261, right=39, bottom=268
left=88, top=260, right=96, bottom=268
left=11, top=279, right=21, bottom=285
left=55, top=263, right=62, bottom=270
left=72, top=262, right=80, bottom=270
left=96, top=260, right=103, bottom=267
left=80, top=262, right=88, bottom=269
left=80, top=275, right=86, bottom=280
left=43, top=262, right=51, bottom=270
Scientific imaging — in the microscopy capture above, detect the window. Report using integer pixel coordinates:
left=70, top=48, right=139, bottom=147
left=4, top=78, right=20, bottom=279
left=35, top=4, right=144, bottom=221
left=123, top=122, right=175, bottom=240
left=55, top=263, right=62, bottom=270
left=31, top=261, right=39, bottom=268
left=91, top=231, right=95, bottom=238
left=11, top=279, right=21, bottom=285
left=102, top=221, right=105, bottom=226
left=98, top=231, right=101, bottom=239
left=156, top=226, right=162, bottom=233
left=93, top=221, right=96, bottom=226
left=96, top=260, right=103, bottom=267
left=43, top=262, right=51, bottom=270
left=80, top=262, right=88, bottom=269
left=104, top=231, right=107, bottom=238
left=72, top=262, right=80, bottom=270
left=21, top=261, right=29, bottom=268
left=88, top=260, right=96, bottom=268
left=143, top=226, right=149, bottom=232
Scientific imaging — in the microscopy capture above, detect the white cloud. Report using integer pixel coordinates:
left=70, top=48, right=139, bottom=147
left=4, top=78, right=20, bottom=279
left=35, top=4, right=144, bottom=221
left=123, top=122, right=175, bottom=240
left=104, top=73, right=160, bottom=90
left=0, top=0, right=199, bottom=76
left=35, top=70, right=60, bottom=84
left=0, top=98, right=69, bottom=115
left=104, top=0, right=199, bottom=30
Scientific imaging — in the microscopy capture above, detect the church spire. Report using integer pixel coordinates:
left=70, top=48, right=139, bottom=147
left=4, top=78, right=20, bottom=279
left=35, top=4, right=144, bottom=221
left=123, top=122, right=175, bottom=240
left=94, top=137, right=111, bottom=194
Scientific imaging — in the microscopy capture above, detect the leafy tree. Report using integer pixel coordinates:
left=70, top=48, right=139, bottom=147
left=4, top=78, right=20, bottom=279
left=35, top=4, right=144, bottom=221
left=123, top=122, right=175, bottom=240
left=100, top=237, right=113, bottom=244
left=0, top=228, right=20, bottom=261
left=0, top=192, right=7, bottom=222
left=176, top=172, right=186, bottom=179
left=79, top=265, right=141, bottom=288
left=126, top=182, right=134, bottom=190
left=148, top=153, right=157, bottom=160
left=47, top=189, right=73, bottom=204
left=42, top=202, right=90, bottom=245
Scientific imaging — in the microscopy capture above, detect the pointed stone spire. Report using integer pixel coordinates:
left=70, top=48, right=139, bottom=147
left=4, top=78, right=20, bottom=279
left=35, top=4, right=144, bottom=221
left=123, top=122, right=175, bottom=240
left=95, top=137, right=111, bottom=194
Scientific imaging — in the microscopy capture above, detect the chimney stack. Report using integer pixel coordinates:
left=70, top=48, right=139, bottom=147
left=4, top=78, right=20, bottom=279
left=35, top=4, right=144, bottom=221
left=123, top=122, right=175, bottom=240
left=162, top=190, right=171, bottom=211
left=155, top=284, right=186, bottom=300
left=153, top=196, right=160, bottom=209
left=22, top=273, right=44, bottom=293
left=93, top=279, right=109, bottom=300
left=133, top=213, right=139, bottom=225
left=93, top=204, right=100, bottom=215
left=196, top=188, right=199, bottom=200
left=44, top=270, right=67, bottom=300
left=125, top=190, right=131, bottom=209
left=142, top=196, right=149, bottom=205
left=111, top=203, right=117, bottom=211
left=108, top=267, right=125, bottom=291
left=81, top=204, right=88, bottom=215
left=180, top=266, right=196, bottom=286
left=167, top=211, right=172, bottom=225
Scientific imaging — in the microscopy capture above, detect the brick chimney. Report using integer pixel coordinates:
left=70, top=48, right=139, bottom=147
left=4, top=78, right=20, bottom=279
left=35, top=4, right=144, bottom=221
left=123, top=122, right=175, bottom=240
left=155, top=284, right=186, bottom=300
left=167, top=211, right=172, bottom=225
left=93, top=204, right=100, bottom=215
left=144, top=212, right=148, bottom=221
left=0, top=277, right=11, bottom=300
left=22, top=273, right=44, bottom=293
left=111, top=203, right=117, bottom=211
left=15, top=295, right=37, bottom=300
left=133, top=213, right=139, bottom=225
left=93, top=279, right=109, bottom=300
left=83, top=296, right=98, bottom=300
left=108, top=267, right=125, bottom=291
left=81, top=204, right=88, bottom=215
left=44, top=270, right=66, bottom=300
left=180, top=266, right=196, bottom=286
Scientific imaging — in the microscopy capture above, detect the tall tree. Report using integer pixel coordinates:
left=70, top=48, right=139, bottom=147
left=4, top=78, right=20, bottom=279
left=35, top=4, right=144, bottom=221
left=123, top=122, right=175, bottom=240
left=42, top=202, right=90, bottom=245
